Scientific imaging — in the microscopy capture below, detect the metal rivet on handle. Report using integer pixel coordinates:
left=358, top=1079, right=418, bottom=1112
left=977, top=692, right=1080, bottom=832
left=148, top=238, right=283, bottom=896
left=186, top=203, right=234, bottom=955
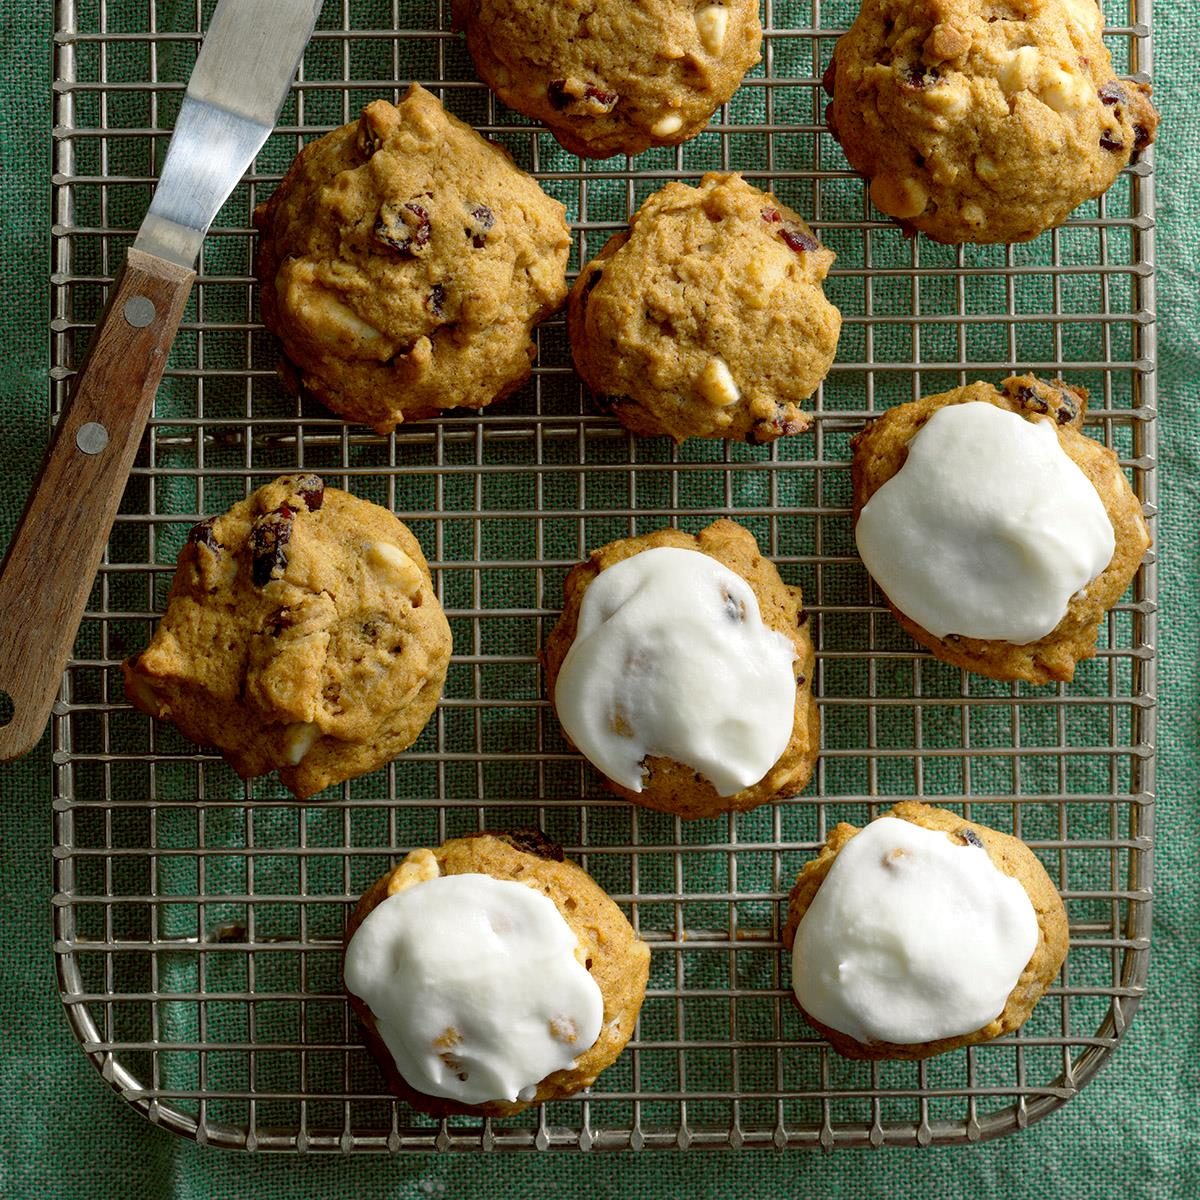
left=123, top=295, right=156, bottom=328
left=76, top=421, right=110, bottom=455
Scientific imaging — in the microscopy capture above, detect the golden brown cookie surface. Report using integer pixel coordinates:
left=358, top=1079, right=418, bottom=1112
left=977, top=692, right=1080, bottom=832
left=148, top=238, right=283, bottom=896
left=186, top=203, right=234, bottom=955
left=123, top=474, right=451, bottom=798
left=783, top=802, right=1069, bottom=1060
left=568, top=174, right=841, bottom=444
left=851, top=376, right=1149, bottom=683
left=254, top=85, right=570, bottom=432
left=345, top=832, right=650, bottom=1117
left=454, top=0, right=762, bottom=158
left=542, top=519, right=820, bottom=818
left=826, top=0, right=1159, bottom=243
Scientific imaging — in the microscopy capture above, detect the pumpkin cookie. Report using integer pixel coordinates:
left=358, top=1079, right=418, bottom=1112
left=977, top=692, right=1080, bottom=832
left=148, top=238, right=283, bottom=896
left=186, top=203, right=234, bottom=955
left=851, top=376, right=1149, bottom=683
left=784, top=802, right=1069, bottom=1060
left=568, top=174, right=841, bottom=444
left=123, top=474, right=451, bottom=798
left=344, top=831, right=650, bottom=1116
left=454, top=0, right=762, bottom=158
left=543, top=519, right=819, bottom=818
left=825, top=0, right=1159, bottom=242
left=254, top=85, right=570, bottom=432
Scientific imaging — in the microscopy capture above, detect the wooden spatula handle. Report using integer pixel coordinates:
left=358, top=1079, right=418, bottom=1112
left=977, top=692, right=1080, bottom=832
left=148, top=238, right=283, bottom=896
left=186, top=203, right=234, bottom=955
left=0, top=247, right=196, bottom=760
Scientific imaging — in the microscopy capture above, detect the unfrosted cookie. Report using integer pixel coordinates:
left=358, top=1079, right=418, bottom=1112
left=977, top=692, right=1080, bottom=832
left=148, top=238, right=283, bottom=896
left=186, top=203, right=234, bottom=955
left=453, top=0, right=762, bottom=158
left=542, top=520, right=819, bottom=818
left=568, top=174, right=841, bottom=444
left=825, top=0, right=1159, bottom=243
left=851, top=376, right=1150, bottom=683
left=784, top=802, right=1069, bottom=1060
left=123, top=474, right=451, bottom=798
left=254, top=85, right=570, bottom=432
left=344, top=831, right=649, bottom=1116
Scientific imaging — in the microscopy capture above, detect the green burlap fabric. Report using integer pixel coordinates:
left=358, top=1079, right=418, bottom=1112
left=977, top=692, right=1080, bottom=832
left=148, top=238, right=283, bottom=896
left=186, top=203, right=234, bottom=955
left=2, top=1, right=1197, bottom=1195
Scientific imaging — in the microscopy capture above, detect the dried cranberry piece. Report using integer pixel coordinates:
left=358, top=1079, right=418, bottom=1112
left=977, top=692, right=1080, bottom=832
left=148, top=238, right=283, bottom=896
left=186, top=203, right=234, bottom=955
left=960, top=828, right=983, bottom=848
left=428, top=283, right=446, bottom=317
left=1133, top=123, right=1152, bottom=152
left=547, top=79, right=571, bottom=110
left=1098, top=81, right=1125, bottom=106
left=583, top=84, right=618, bottom=111
left=1013, top=384, right=1049, bottom=414
left=761, top=207, right=782, bottom=225
left=465, top=203, right=494, bottom=248
left=293, top=473, right=325, bottom=511
left=187, top=517, right=221, bottom=553
left=822, top=58, right=837, bottom=98
left=903, top=64, right=939, bottom=89
left=780, top=227, right=818, bottom=254
left=1099, top=130, right=1124, bottom=153
left=248, top=504, right=295, bottom=587
left=375, top=201, right=432, bottom=255
left=797, top=609, right=810, bottom=627
left=1056, top=391, right=1079, bottom=425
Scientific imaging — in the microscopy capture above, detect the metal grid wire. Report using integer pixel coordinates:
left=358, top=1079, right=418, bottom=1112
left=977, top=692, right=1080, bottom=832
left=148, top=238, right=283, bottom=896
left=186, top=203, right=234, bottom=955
left=49, top=0, right=1156, bottom=1152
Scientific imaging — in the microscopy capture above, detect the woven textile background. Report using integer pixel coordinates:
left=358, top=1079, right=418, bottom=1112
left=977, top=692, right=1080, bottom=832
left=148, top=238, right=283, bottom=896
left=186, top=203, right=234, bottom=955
left=1, top=0, right=1197, bottom=1196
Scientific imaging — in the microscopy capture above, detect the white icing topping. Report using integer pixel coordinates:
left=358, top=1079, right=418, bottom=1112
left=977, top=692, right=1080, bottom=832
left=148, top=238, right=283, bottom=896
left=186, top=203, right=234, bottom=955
left=791, top=818, right=1040, bottom=1045
left=343, top=873, right=603, bottom=1105
left=554, top=546, right=798, bottom=796
left=855, top=401, right=1115, bottom=643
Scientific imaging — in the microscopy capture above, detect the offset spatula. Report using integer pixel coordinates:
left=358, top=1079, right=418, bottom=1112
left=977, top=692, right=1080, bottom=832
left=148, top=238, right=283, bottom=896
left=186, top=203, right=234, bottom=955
left=0, top=0, right=324, bottom=760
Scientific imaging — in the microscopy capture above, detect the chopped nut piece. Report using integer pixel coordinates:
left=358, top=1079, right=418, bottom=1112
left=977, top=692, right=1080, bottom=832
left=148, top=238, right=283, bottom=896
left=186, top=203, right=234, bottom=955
left=695, top=5, right=730, bottom=55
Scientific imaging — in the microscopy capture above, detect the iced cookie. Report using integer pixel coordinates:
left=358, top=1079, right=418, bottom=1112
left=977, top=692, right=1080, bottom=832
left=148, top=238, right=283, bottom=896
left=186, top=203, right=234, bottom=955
left=344, top=831, right=650, bottom=1116
left=453, top=0, right=762, bottom=158
left=542, top=520, right=819, bottom=818
left=851, top=376, right=1149, bottom=683
left=254, top=85, right=570, bottom=432
left=783, top=802, right=1069, bottom=1060
left=824, top=0, right=1159, bottom=243
left=568, top=174, right=841, bottom=444
left=123, top=474, right=451, bottom=798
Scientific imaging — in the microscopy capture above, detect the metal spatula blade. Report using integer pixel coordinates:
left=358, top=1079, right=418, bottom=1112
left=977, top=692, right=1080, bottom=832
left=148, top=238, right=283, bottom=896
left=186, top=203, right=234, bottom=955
left=137, top=0, right=325, bottom=267
left=0, top=0, right=325, bottom=760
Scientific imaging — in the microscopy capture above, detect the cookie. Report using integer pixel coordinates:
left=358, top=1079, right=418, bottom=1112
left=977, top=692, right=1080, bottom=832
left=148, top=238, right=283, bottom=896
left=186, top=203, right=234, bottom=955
left=254, top=85, right=570, bottom=432
left=783, top=802, right=1069, bottom=1060
left=123, top=474, right=451, bottom=799
left=343, top=831, right=650, bottom=1116
left=453, top=1, right=762, bottom=159
left=824, top=0, right=1159, bottom=243
left=851, top=376, right=1149, bottom=683
left=568, top=174, right=841, bottom=444
left=543, top=519, right=819, bottom=819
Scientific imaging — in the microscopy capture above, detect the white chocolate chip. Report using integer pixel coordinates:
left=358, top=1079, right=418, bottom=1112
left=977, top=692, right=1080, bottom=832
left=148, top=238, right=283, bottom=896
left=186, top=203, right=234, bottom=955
left=126, top=673, right=165, bottom=717
left=869, top=174, right=929, bottom=220
left=1038, top=63, right=1091, bottom=113
left=696, top=5, right=730, bottom=55
left=961, top=201, right=988, bottom=227
left=651, top=112, right=684, bottom=138
left=696, top=357, right=741, bottom=407
left=1061, top=0, right=1104, bottom=36
left=282, top=720, right=322, bottom=765
left=743, top=247, right=788, bottom=308
left=999, top=46, right=1039, bottom=96
left=386, top=847, right=441, bottom=894
left=975, top=155, right=1001, bottom=184
left=922, top=82, right=969, bottom=117
left=366, top=541, right=425, bottom=598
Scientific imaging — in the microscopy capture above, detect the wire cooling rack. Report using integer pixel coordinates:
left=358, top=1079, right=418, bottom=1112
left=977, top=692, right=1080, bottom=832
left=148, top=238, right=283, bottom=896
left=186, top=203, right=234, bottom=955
left=48, top=0, right=1156, bottom=1152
